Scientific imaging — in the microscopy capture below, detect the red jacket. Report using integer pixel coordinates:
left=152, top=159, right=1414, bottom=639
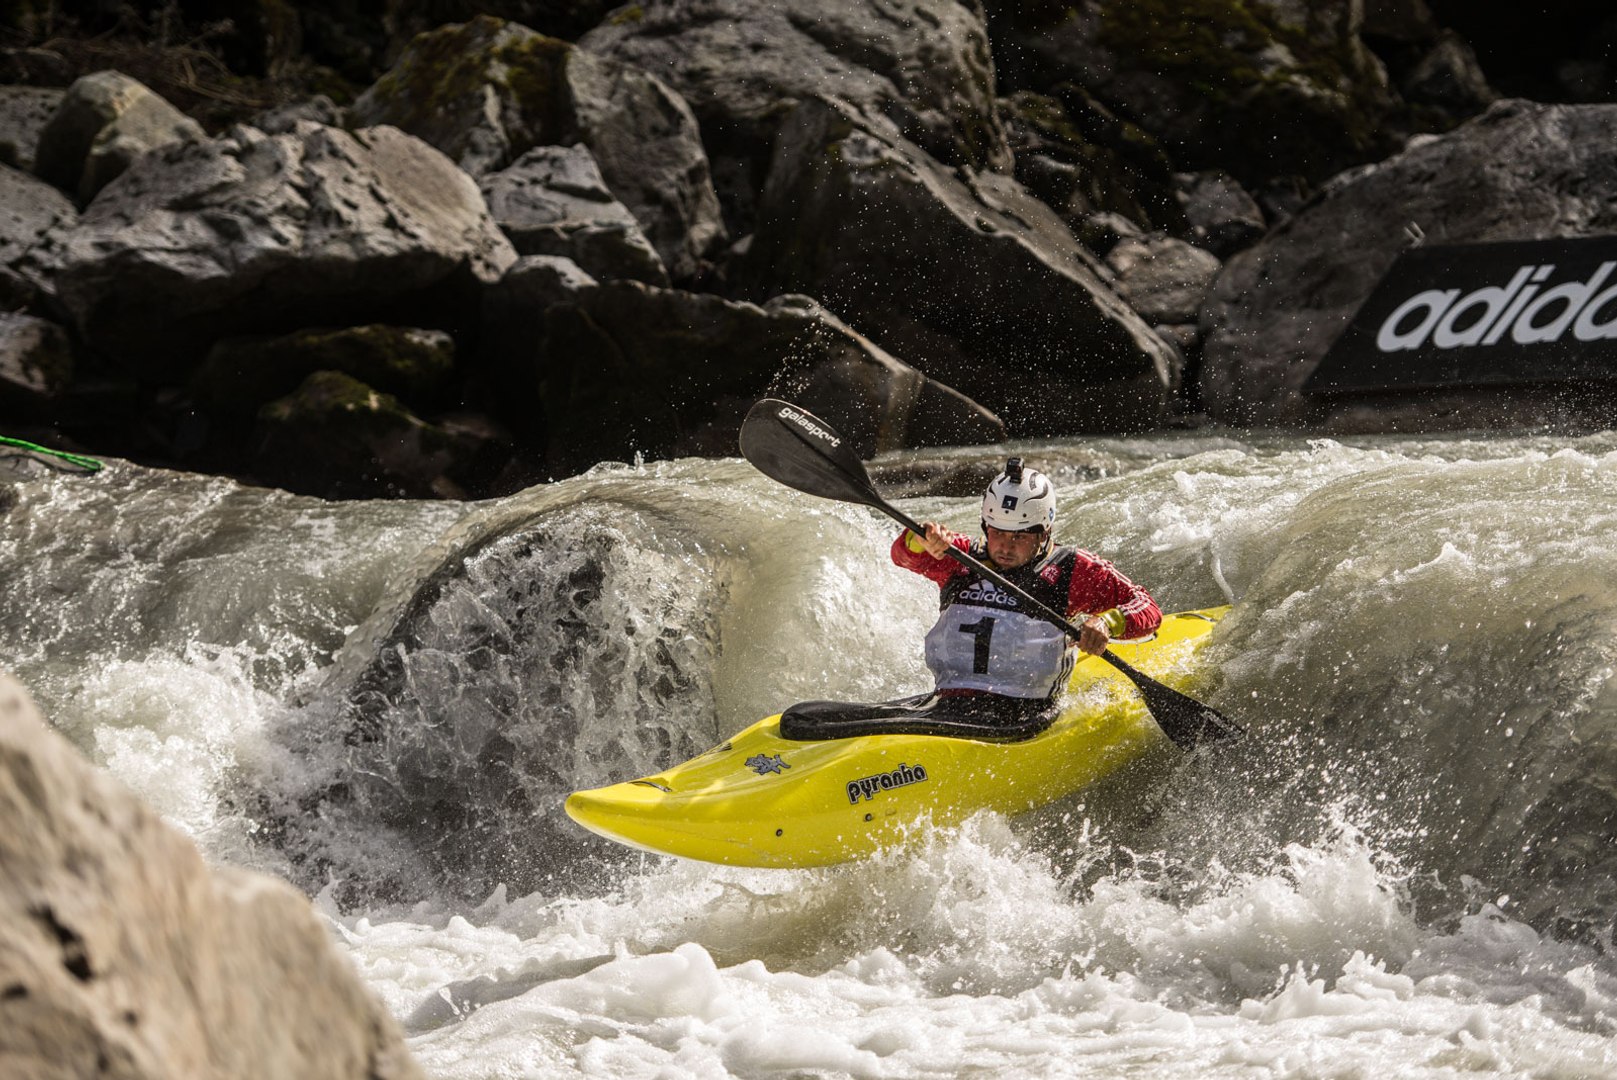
left=890, top=531, right=1162, bottom=639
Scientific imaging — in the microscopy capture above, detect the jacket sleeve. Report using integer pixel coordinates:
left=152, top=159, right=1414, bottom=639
left=1066, top=549, right=1162, bottom=639
left=890, top=529, right=970, bottom=588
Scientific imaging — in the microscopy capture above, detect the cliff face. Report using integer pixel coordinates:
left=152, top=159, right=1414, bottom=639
left=1, top=2, right=1614, bottom=497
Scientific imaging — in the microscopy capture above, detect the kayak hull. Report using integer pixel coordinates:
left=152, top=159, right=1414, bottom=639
left=565, top=607, right=1228, bottom=867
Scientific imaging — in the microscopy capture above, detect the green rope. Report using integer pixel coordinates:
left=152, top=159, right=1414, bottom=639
left=0, top=434, right=104, bottom=473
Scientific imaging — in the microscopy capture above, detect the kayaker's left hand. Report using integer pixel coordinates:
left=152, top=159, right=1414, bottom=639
left=1077, top=615, right=1110, bottom=656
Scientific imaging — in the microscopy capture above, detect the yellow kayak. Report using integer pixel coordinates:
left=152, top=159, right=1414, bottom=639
left=565, top=607, right=1228, bottom=867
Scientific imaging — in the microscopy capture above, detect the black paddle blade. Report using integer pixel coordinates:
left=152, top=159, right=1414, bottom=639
left=1119, top=663, right=1244, bottom=750
left=739, top=399, right=880, bottom=507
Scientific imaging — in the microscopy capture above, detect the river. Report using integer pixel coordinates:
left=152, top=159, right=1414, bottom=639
left=3, top=429, right=1615, bottom=1078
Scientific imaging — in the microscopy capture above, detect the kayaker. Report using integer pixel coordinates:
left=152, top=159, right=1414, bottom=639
left=895, top=456, right=1160, bottom=687
left=782, top=457, right=1162, bottom=738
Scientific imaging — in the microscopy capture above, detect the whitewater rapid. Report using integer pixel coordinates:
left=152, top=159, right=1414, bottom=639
left=3, top=430, right=1616, bottom=1077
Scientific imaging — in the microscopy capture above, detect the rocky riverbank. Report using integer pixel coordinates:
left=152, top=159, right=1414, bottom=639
left=2, top=1, right=1615, bottom=497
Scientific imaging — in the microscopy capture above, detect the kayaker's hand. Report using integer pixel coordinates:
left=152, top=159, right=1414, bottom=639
left=1078, top=614, right=1111, bottom=656
left=920, top=522, right=959, bottom=559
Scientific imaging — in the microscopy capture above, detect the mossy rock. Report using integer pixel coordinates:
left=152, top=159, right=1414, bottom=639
left=254, top=369, right=461, bottom=498
left=349, top=15, right=574, bottom=174
left=192, top=324, right=456, bottom=418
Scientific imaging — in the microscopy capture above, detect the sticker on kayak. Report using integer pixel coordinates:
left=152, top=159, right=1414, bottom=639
left=846, top=762, right=929, bottom=804
left=745, top=753, right=791, bottom=775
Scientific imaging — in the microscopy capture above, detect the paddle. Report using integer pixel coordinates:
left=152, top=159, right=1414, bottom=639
left=739, top=398, right=1243, bottom=750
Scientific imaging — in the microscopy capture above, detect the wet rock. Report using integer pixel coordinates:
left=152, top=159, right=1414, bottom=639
left=0, top=312, right=74, bottom=413
left=1105, top=233, right=1223, bottom=324
left=479, top=145, right=669, bottom=285
left=580, top=0, right=1013, bottom=232
left=351, top=15, right=724, bottom=280
left=52, top=121, right=515, bottom=380
left=0, top=85, right=64, bottom=174
left=0, top=163, right=77, bottom=311
left=741, top=97, right=1177, bottom=436
left=305, top=506, right=730, bottom=901
left=34, top=71, right=207, bottom=204
left=1200, top=100, right=1617, bottom=429
left=0, top=671, right=424, bottom=1080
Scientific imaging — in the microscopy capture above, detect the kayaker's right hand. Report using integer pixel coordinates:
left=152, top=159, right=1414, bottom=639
left=918, top=522, right=959, bottom=559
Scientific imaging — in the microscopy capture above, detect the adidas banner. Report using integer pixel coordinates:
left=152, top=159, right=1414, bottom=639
left=1305, top=236, right=1617, bottom=394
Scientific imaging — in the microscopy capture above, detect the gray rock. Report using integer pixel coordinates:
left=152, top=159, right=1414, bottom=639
left=0, top=163, right=77, bottom=310
left=0, top=671, right=425, bottom=1080
left=742, top=97, right=1177, bottom=436
left=1175, top=170, right=1267, bottom=257
left=34, top=71, right=206, bottom=203
left=580, top=0, right=1013, bottom=229
left=1106, top=233, right=1224, bottom=324
left=1200, top=100, right=1617, bottom=428
left=0, top=85, right=64, bottom=173
left=480, top=145, right=668, bottom=285
left=0, top=312, right=73, bottom=410
left=350, top=16, right=724, bottom=281
left=52, top=122, right=516, bottom=380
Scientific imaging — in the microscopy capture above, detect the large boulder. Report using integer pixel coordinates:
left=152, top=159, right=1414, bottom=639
left=479, top=145, right=668, bottom=285
left=51, top=121, right=516, bottom=381
left=1200, top=99, right=1617, bottom=429
left=579, top=0, right=1014, bottom=230
left=350, top=16, right=724, bottom=281
left=0, top=671, right=424, bottom=1080
left=0, top=163, right=77, bottom=310
left=481, top=260, right=1004, bottom=470
left=987, top=0, right=1408, bottom=186
left=741, top=97, right=1178, bottom=436
left=33, top=71, right=206, bottom=204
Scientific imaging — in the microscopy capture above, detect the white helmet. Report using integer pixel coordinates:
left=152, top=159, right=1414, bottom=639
left=981, top=457, right=1056, bottom=532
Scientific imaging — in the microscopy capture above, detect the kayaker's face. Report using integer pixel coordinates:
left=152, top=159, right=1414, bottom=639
left=984, top=525, right=1046, bottom=569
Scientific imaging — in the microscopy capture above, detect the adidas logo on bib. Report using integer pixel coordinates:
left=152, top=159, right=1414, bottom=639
left=956, top=580, right=1018, bottom=607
